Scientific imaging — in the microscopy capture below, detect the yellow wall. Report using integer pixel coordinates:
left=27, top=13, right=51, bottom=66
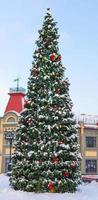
left=0, top=112, right=18, bottom=173
left=79, top=123, right=98, bottom=174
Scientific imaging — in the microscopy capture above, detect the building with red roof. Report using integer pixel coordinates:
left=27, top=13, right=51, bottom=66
left=0, top=86, right=26, bottom=173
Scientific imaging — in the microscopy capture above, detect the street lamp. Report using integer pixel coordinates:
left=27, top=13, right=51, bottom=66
left=4, top=131, right=16, bottom=173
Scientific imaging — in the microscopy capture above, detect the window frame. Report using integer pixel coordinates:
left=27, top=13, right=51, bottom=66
left=85, top=159, right=97, bottom=173
left=86, top=136, right=96, bottom=148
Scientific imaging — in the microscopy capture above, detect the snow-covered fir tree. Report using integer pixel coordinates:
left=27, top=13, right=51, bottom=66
left=10, top=8, right=81, bottom=193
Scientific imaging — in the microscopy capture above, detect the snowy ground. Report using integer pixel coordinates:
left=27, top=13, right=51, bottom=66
left=0, top=174, right=98, bottom=200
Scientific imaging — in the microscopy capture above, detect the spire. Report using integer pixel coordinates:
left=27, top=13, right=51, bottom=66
left=14, top=77, right=21, bottom=91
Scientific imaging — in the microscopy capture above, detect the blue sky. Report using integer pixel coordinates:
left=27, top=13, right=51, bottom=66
left=0, top=0, right=98, bottom=116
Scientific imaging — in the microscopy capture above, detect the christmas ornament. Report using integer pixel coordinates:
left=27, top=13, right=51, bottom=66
left=52, top=156, right=60, bottom=163
left=50, top=53, right=56, bottom=61
left=63, top=172, right=69, bottom=178
left=48, top=182, right=54, bottom=190
left=24, top=99, right=28, bottom=108
left=50, top=53, right=61, bottom=62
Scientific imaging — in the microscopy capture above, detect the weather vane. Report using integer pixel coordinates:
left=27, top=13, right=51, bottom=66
left=14, top=77, right=21, bottom=91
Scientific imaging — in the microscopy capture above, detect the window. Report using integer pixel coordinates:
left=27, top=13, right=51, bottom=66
left=4, top=131, right=16, bottom=146
left=86, top=136, right=96, bottom=148
left=7, top=117, right=15, bottom=123
left=86, top=160, right=97, bottom=173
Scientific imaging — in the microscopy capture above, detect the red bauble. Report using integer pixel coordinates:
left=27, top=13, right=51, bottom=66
left=64, top=172, right=69, bottom=178
left=50, top=53, right=56, bottom=61
left=50, top=53, right=61, bottom=62
left=48, top=182, right=53, bottom=190
left=24, top=99, right=28, bottom=108
left=52, top=156, right=60, bottom=163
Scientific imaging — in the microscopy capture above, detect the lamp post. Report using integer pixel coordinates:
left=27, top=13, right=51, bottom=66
left=4, top=131, right=16, bottom=173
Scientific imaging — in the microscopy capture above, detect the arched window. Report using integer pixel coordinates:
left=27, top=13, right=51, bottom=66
left=7, top=117, right=15, bottom=123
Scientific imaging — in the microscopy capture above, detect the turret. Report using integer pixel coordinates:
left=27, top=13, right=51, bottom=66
left=5, top=87, right=26, bottom=113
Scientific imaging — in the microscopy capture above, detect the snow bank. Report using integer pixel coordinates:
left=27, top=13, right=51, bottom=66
left=0, top=174, right=10, bottom=190
left=0, top=174, right=98, bottom=200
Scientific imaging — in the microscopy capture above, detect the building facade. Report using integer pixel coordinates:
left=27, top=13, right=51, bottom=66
left=0, top=87, right=25, bottom=173
left=77, top=114, right=98, bottom=179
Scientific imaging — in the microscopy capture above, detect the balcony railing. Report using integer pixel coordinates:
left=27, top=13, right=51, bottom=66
left=9, top=87, right=26, bottom=93
left=76, top=114, right=98, bottom=125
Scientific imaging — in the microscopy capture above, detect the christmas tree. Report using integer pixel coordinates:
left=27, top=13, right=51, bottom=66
left=10, top=8, right=81, bottom=193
